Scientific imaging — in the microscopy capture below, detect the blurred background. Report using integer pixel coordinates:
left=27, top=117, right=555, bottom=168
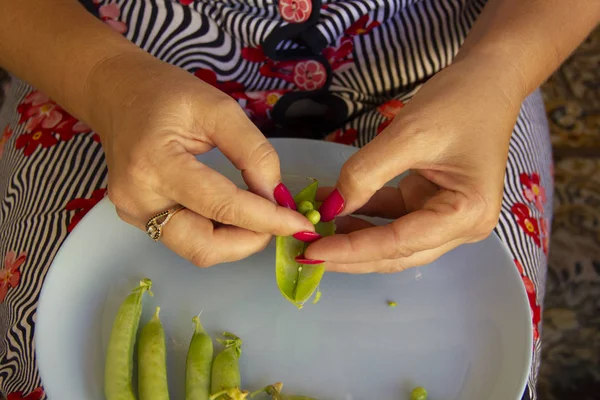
left=0, top=27, right=598, bottom=400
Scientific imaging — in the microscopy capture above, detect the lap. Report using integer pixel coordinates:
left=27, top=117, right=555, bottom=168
left=0, top=78, right=551, bottom=399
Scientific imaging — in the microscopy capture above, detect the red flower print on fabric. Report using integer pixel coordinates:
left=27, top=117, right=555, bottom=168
left=259, top=60, right=327, bottom=91
left=16, top=90, right=93, bottom=149
left=377, top=118, right=392, bottom=135
left=325, top=128, right=358, bottom=145
left=511, top=203, right=540, bottom=247
left=540, top=217, right=549, bottom=255
left=279, top=0, right=312, bottom=23
left=520, top=172, right=546, bottom=214
left=241, top=46, right=268, bottom=63
left=15, top=129, right=58, bottom=156
left=54, top=117, right=92, bottom=141
left=194, top=69, right=245, bottom=94
left=0, top=124, right=12, bottom=159
left=99, top=3, right=128, bottom=34
left=376, top=99, right=404, bottom=134
left=293, top=60, right=327, bottom=91
left=377, top=99, right=404, bottom=119
left=179, top=0, right=194, bottom=5
left=322, top=37, right=354, bottom=71
left=0, top=251, right=27, bottom=304
left=345, top=15, right=381, bottom=36
left=514, top=259, right=541, bottom=342
left=65, top=188, right=107, bottom=232
left=233, top=90, right=289, bottom=121
left=17, top=91, right=63, bottom=132
left=6, top=387, right=44, bottom=400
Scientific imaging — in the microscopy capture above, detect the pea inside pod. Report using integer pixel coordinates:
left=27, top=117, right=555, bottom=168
left=209, top=332, right=248, bottom=400
left=250, top=382, right=318, bottom=400
left=275, top=180, right=335, bottom=309
left=186, top=315, right=214, bottom=400
left=138, top=306, right=170, bottom=400
left=104, top=278, right=152, bottom=400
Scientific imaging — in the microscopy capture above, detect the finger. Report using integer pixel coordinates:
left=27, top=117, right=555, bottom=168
left=160, top=208, right=272, bottom=267
left=319, top=173, right=437, bottom=220
left=324, top=239, right=463, bottom=274
left=334, top=215, right=376, bottom=234
left=322, top=122, right=428, bottom=218
left=207, top=101, right=282, bottom=201
left=306, top=189, right=474, bottom=263
left=159, top=147, right=314, bottom=236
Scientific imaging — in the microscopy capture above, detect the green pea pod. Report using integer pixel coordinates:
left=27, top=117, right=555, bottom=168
left=186, top=315, right=213, bottom=400
left=275, top=180, right=335, bottom=309
left=138, top=306, right=170, bottom=400
left=105, top=278, right=152, bottom=400
left=250, top=383, right=318, bottom=400
left=209, top=332, right=248, bottom=400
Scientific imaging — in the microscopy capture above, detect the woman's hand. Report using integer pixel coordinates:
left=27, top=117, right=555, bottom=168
left=305, top=59, right=525, bottom=273
left=88, top=54, right=314, bottom=267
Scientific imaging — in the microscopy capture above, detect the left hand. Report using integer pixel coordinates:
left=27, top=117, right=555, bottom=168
left=305, top=59, right=525, bottom=273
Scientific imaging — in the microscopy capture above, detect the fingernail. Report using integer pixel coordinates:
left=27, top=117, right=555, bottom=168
left=295, top=255, right=325, bottom=265
left=292, top=231, right=322, bottom=242
left=319, top=188, right=344, bottom=222
left=274, top=183, right=296, bottom=210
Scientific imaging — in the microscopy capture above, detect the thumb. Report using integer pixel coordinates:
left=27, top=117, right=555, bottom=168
left=319, top=126, right=420, bottom=221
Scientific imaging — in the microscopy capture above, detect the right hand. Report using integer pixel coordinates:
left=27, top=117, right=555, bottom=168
left=87, top=53, right=314, bottom=267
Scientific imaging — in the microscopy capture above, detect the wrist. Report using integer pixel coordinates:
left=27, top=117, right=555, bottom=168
left=452, top=48, right=529, bottom=106
left=82, top=50, right=162, bottom=138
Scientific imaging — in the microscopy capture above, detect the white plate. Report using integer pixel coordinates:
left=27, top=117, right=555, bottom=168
left=36, top=139, right=532, bottom=400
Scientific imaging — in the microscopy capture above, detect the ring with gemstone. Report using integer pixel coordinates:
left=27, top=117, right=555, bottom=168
left=145, top=205, right=185, bottom=242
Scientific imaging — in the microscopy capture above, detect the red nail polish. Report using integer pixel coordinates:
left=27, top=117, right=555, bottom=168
left=273, top=183, right=296, bottom=210
left=295, top=255, right=325, bottom=265
left=319, top=188, right=344, bottom=222
left=292, top=231, right=322, bottom=242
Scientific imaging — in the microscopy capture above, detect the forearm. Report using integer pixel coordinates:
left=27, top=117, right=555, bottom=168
left=456, top=0, right=600, bottom=100
left=0, top=0, right=147, bottom=127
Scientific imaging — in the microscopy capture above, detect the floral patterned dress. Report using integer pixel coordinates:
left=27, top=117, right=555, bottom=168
left=0, top=1, right=552, bottom=399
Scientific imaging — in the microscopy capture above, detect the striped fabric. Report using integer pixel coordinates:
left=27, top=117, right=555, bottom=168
left=0, top=1, right=551, bottom=399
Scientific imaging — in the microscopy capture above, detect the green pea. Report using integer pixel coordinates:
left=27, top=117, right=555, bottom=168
left=410, top=387, right=427, bottom=400
left=186, top=315, right=213, bottom=400
left=138, top=306, right=170, bottom=400
left=297, top=200, right=314, bottom=215
left=209, top=332, right=248, bottom=400
left=104, top=278, right=152, bottom=400
left=275, top=180, right=335, bottom=309
left=305, top=210, right=321, bottom=225
left=250, top=383, right=318, bottom=400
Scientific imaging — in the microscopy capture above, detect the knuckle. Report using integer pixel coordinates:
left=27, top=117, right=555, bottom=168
left=215, top=97, right=246, bottom=121
left=211, top=198, right=240, bottom=226
left=107, top=185, right=128, bottom=210
left=340, top=158, right=374, bottom=198
left=389, top=225, right=414, bottom=258
left=475, top=210, right=500, bottom=239
left=449, top=191, right=471, bottom=215
left=190, top=246, right=215, bottom=268
left=249, top=141, right=280, bottom=170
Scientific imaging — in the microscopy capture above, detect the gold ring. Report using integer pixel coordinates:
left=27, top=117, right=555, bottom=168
left=145, top=205, right=185, bottom=242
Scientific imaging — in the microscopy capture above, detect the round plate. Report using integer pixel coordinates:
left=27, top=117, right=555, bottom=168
left=36, top=139, right=532, bottom=400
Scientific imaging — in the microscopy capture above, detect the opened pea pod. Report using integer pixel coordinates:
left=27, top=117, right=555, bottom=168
left=275, top=180, right=335, bottom=309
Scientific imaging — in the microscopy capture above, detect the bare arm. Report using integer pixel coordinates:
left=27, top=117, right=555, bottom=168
left=456, top=0, right=600, bottom=101
left=0, top=0, right=148, bottom=129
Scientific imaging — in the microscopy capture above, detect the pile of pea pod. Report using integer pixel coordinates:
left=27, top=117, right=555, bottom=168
left=103, top=278, right=323, bottom=400
left=103, top=180, right=428, bottom=400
